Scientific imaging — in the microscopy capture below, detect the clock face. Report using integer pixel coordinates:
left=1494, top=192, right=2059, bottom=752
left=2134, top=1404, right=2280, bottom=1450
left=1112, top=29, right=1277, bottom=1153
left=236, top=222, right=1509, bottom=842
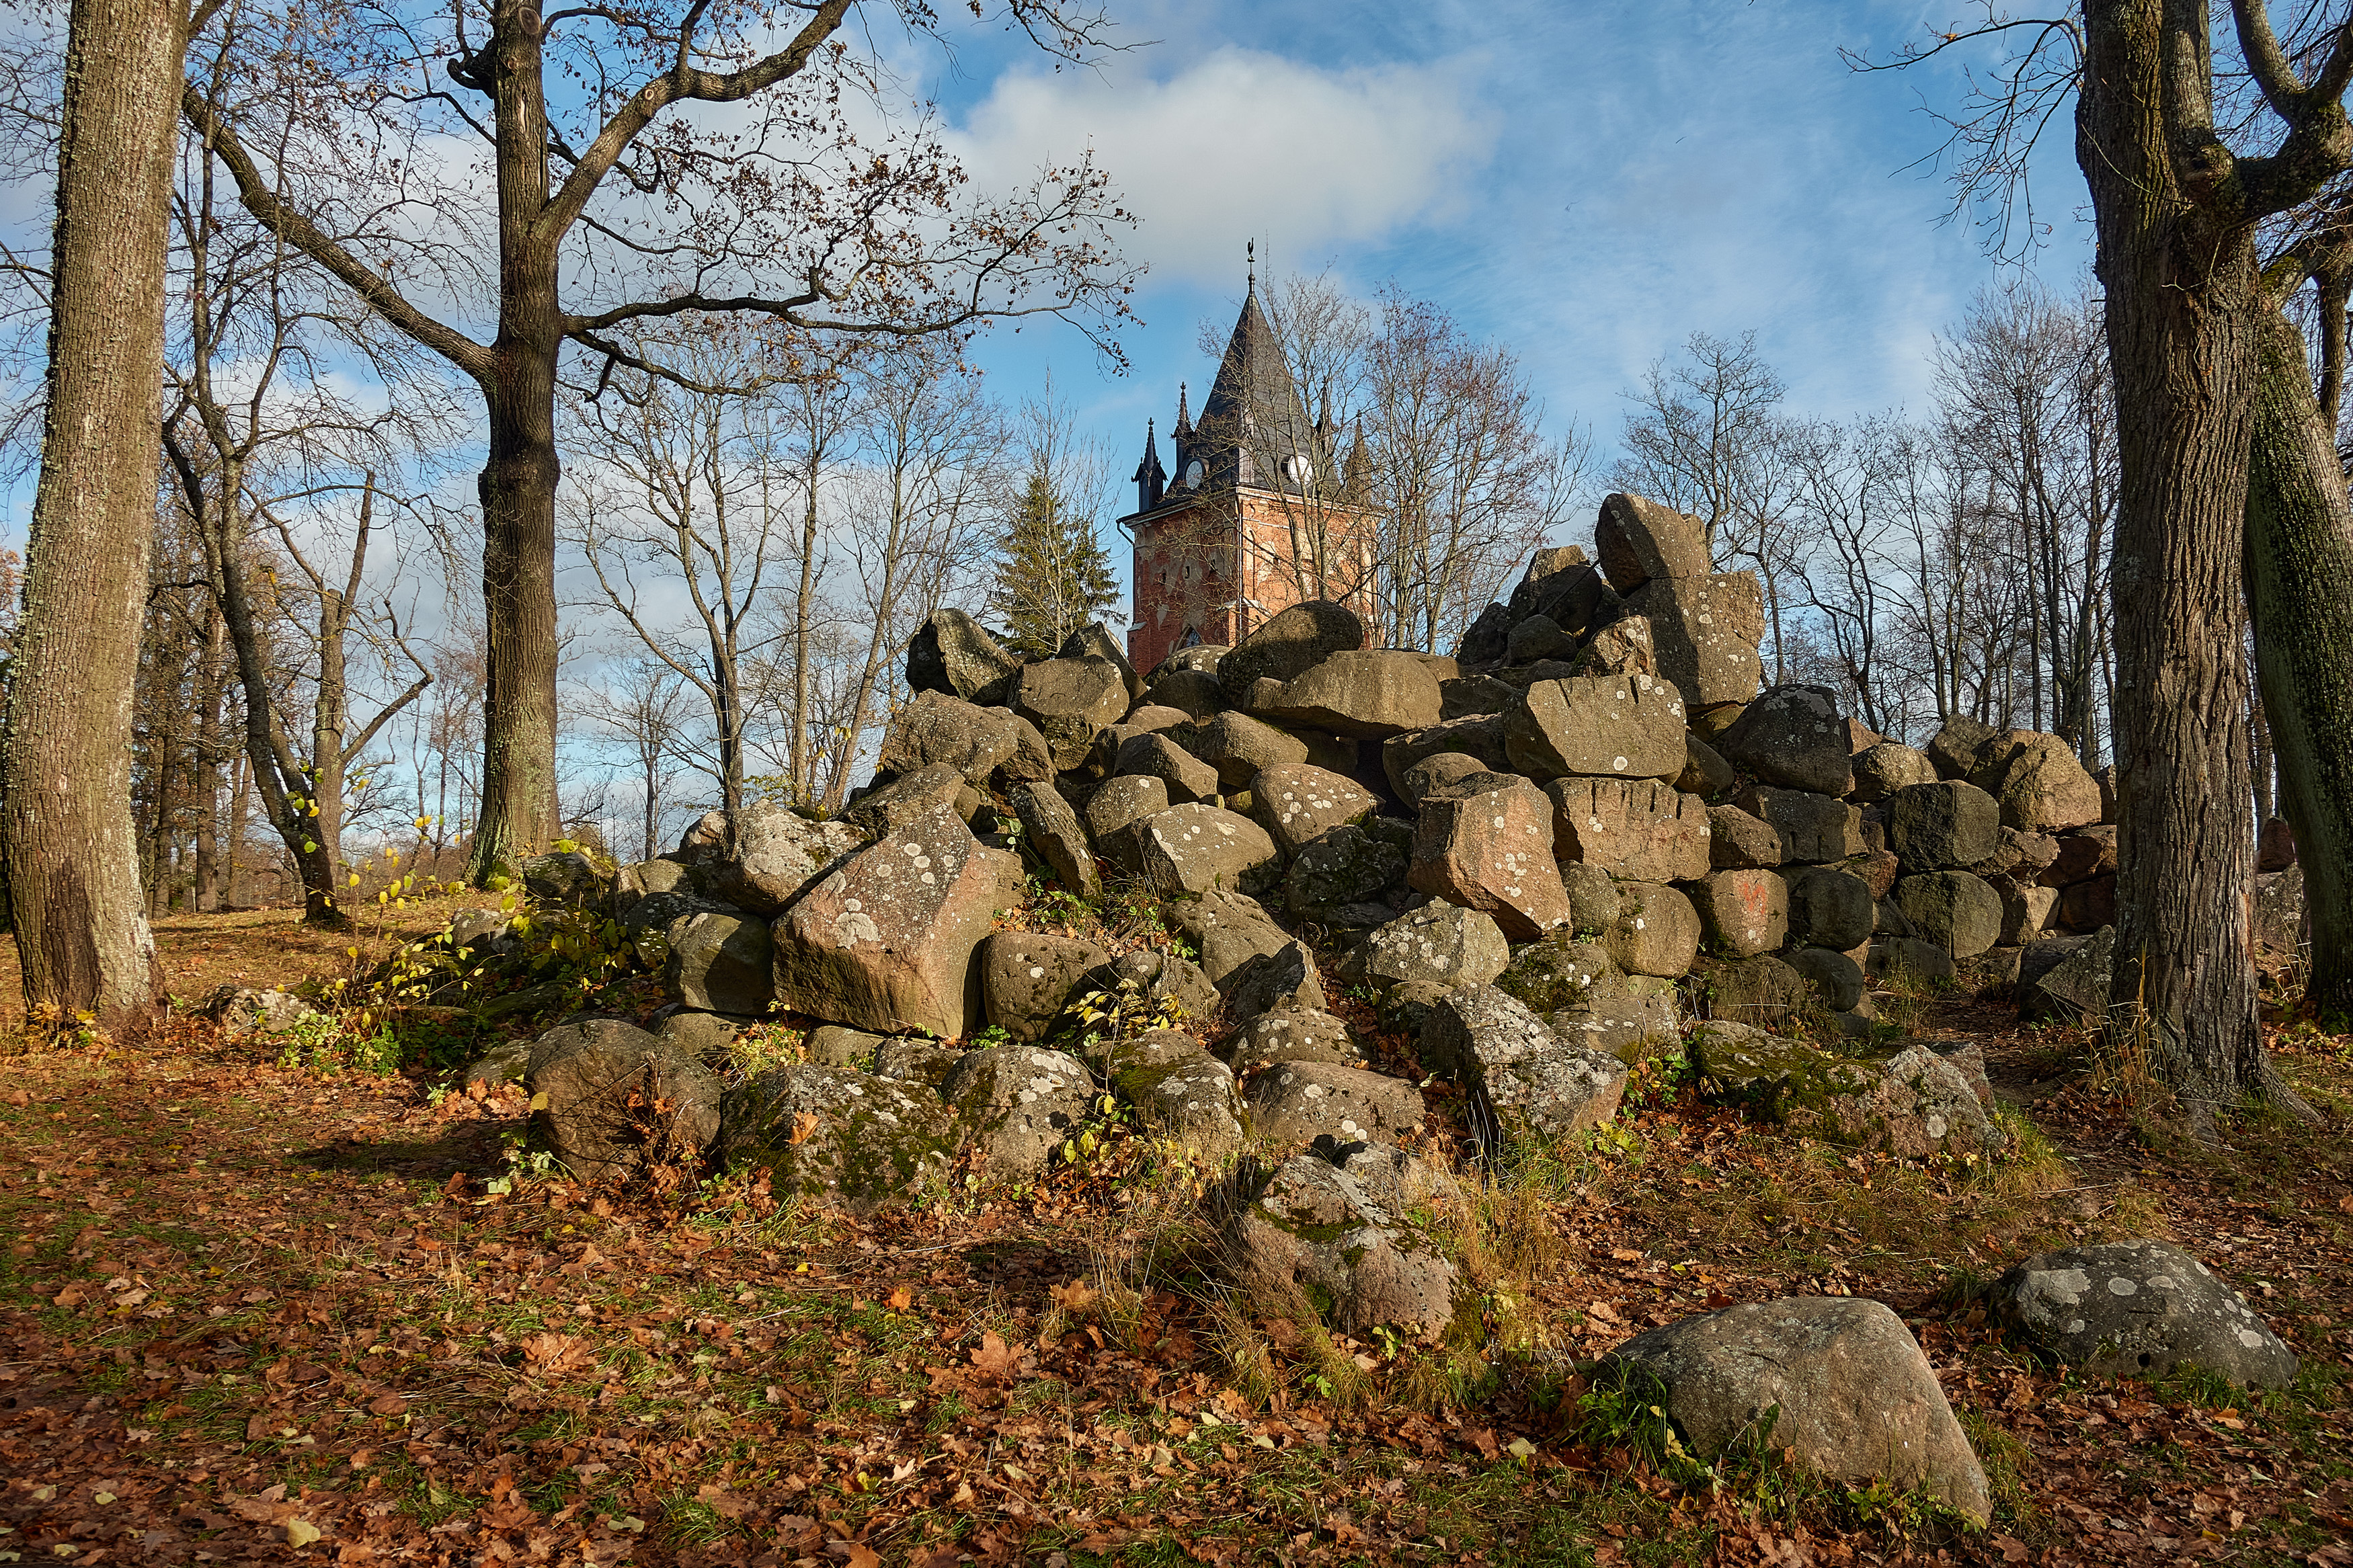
left=1184, top=459, right=1205, bottom=488
left=1280, top=453, right=1314, bottom=487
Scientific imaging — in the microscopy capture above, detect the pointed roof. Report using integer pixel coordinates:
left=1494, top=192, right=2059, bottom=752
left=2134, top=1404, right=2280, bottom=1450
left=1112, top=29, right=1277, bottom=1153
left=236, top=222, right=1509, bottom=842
left=1131, top=417, right=1162, bottom=484
left=1197, top=276, right=1296, bottom=436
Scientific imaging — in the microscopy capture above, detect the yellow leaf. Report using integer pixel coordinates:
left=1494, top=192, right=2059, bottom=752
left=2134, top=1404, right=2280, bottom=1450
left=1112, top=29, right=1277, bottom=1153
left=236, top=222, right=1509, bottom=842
left=528, top=1091, right=549, bottom=1111
left=285, top=1518, right=321, bottom=1547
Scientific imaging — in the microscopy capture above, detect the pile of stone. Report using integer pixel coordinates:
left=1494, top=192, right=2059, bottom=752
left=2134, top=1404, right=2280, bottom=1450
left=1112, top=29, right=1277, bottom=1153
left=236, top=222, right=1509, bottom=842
left=482, top=490, right=2175, bottom=1203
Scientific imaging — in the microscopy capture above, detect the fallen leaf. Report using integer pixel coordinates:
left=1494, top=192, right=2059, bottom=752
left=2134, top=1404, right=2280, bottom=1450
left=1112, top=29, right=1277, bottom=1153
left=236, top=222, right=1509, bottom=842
left=844, top=1545, right=882, bottom=1568
left=969, top=1330, right=1023, bottom=1379
left=52, top=1282, right=87, bottom=1308
left=285, top=1518, right=322, bottom=1547
left=367, top=1394, right=407, bottom=1417
left=1464, top=1427, right=1500, bottom=1460
left=887, top=1284, right=913, bottom=1311
left=1050, top=1277, right=1100, bottom=1313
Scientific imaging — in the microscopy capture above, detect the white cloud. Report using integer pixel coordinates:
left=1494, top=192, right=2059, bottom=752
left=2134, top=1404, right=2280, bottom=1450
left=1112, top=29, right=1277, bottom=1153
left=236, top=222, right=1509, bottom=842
left=947, top=48, right=1496, bottom=284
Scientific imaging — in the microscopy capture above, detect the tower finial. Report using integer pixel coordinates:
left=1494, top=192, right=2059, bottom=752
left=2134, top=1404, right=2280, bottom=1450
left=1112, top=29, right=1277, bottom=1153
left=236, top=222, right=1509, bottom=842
left=1246, top=238, right=1255, bottom=292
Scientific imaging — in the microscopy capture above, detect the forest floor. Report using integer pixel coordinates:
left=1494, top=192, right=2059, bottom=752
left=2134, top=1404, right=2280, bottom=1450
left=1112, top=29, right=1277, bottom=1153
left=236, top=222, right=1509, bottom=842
left=1, top=896, right=2351, bottom=1567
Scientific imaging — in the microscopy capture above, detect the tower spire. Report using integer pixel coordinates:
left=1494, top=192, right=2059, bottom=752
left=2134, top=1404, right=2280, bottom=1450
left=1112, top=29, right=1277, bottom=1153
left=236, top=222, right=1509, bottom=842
left=1246, top=238, right=1255, bottom=294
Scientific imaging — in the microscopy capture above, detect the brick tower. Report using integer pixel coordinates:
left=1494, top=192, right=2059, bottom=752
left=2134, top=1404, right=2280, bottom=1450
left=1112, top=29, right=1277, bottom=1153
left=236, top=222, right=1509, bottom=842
left=1121, top=258, right=1380, bottom=673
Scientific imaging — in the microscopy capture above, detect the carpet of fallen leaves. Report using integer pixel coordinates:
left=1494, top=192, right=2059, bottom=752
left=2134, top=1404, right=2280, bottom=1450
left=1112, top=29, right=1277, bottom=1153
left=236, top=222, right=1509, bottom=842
left=1, top=909, right=2350, bottom=1567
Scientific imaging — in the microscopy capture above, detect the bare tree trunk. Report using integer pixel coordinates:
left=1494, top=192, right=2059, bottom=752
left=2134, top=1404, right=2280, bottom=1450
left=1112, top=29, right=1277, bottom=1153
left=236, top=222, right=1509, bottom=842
left=2246, top=302, right=2353, bottom=1020
left=467, top=358, right=562, bottom=881
left=192, top=603, right=229, bottom=911
left=3, top=0, right=191, bottom=1029
left=2078, top=0, right=2282, bottom=1119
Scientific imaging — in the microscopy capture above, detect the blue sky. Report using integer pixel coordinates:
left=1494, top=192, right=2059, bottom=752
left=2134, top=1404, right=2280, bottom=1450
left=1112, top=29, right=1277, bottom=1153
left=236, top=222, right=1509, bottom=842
left=924, top=0, right=2094, bottom=544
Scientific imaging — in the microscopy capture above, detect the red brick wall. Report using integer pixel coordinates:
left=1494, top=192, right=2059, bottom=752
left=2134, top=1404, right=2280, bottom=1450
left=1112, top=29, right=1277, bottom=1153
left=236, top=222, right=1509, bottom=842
left=1125, top=491, right=1379, bottom=673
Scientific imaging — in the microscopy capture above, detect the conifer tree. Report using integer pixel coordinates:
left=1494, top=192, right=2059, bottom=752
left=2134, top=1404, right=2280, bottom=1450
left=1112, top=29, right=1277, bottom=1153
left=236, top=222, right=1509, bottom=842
left=988, top=466, right=1119, bottom=659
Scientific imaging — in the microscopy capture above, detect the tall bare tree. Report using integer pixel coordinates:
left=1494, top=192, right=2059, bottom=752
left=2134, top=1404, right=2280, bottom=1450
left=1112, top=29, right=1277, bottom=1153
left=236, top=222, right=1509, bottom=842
left=182, top=0, right=1138, bottom=884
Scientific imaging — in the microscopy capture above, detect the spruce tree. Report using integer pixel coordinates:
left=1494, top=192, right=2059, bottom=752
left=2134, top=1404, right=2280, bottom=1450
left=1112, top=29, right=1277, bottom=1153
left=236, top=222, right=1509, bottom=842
left=988, top=466, right=1119, bottom=659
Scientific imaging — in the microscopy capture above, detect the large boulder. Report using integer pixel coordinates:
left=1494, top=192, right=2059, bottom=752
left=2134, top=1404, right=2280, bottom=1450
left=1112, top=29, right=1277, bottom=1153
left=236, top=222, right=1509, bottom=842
left=1678, top=731, right=1736, bottom=798
left=1990, top=1239, right=2297, bottom=1389
left=2255, top=866, right=2307, bottom=954
left=877, top=690, right=1051, bottom=788
left=1221, top=938, right=1326, bottom=1025
left=770, top=804, right=1023, bottom=1040
left=1008, top=656, right=1129, bottom=770
left=1925, top=716, right=2000, bottom=780
left=1248, top=763, right=1379, bottom=857
left=1217, top=601, right=1365, bottom=699
left=1785, top=946, right=1867, bottom=1012
left=1605, top=880, right=1701, bottom=977
left=1009, top=782, right=1100, bottom=901
left=1850, top=743, right=1938, bottom=805
left=1890, top=871, right=2004, bottom=958
left=1503, top=674, right=1688, bottom=782
left=524, top=1020, right=723, bottom=1180
left=1265, top=650, right=1443, bottom=738
left=2017, top=926, right=2114, bottom=1023
left=1059, top=622, right=1144, bottom=706
left=1550, top=991, right=1680, bottom=1065
left=716, top=1065, right=958, bottom=1214
left=1382, top=715, right=1513, bottom=800
left=1693, top=1028, right=1997, bottom=1156
left=1706, top=803, right=1783, bottom=869
left=1421, top=984, right=1628, bottom=1140
left=1594, top=492, right=1712, bottom=593
left=1283, top=822, right=1410, bottom=923
left=1082, top=774, right=1172, bottom=874
left=1095, top=946, right=1222, bottom=1026
left=1506, top=548, right=1623, bottom=637
left=1599, top=1297, right=1990, bottom=1523
left=665, top=909, right=776, bottom=1015
left=2039, top=825, right=2118, bottom=886
left=843, top=764, right=967, bottom=839
left=979, top=930, right=1108, bottom=1042
left=1181, top=710, right=1310, bottom=790
left=1222, top=1150, right=1463, bottom=1339
left=1245, top=1061, right=1427, bottom=1147
left=1717, top=685, right=1855, bottom=798
left=1885, top=780, right=2002, bottom=870
left=1340, top=902, right=1511, bottom=991
left=1625, top=571, right=1765, bottom=710
left=702, top=802, right=867, bottom=915
left=1544, top=777, right=1710, bottom=882
left=1783, top=866, right=1875, bottom=952
left=1496, top=932, right=1625, bottom=1014
left=523, top=850, right=612, bottom=910
left=1116, top=1052, right=1246, bottom=1159
left=1169, top=889, right=1293, bottom=989
left=906, top=608, right=1021, bottom=706
left=1224, top=1005, right=1359, bottom=1076
left=1734, top=785, right=1863, bottom=864
left=1132, top=804, right=1280, bottom=897
left=1974, top=735, right=2104, bottom=832
left=943, top=1045, right=1096, bottom=1182
left=1408, top=776, right=1572, bottom=939
left=1690, top=869, right=1788, bottom=959
left=1689, top=954, right=1810, bottom=1026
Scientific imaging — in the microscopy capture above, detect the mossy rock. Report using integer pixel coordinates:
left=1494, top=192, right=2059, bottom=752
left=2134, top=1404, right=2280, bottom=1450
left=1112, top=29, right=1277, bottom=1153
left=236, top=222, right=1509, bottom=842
left=1495, top=931, right=1626, bottom=1014
left=716, top=1065, right=956, bottom=1214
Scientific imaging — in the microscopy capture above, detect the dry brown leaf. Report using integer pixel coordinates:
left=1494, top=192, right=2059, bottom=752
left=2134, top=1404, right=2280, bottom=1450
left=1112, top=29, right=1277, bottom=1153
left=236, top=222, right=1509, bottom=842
left=366, top=1393, right=406, bottom=1417
left=886, top=1284, right=913, bottom=1311
left=842, top=1544, right=882, bottom=1568
left=969, top=1330, right=1023, bottom=1379
left=1049, top=1277, right=1100, bottom=1313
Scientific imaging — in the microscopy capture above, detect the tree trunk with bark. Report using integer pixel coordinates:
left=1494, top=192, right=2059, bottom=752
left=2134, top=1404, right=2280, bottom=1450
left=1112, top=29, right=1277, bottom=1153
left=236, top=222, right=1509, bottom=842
left=3, top=0, right=191, bottom=1030
left=2246, top=302, right=2353, bottom=1020
left=2077, top=0, right=2282, bottom=1118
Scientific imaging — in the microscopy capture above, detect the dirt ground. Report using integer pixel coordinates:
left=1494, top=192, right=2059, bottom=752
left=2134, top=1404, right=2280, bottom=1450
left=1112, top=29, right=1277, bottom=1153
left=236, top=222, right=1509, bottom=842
left=1, top=904, right=2349, bottom=1566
